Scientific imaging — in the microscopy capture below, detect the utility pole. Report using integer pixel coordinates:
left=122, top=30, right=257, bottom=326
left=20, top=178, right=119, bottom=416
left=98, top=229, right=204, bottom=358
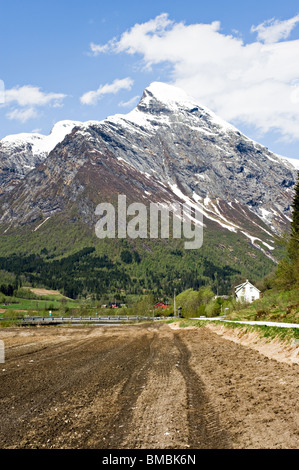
left=174, top=288, right=176, bottom=317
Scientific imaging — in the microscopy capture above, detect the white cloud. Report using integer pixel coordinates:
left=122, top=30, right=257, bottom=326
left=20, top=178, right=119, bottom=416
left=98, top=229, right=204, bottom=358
left=89, top=13, right=173, bottom=58
left=118, top=95, right=140, bottom=108
left=4, top=85, right=66, bottom=107
left=90, top=41, right=115, bottom=55
left=6, top=107, right=38, bottom=123
left=291, top=81, right=299, bottom=104
left=251, top=14, right=299, bottom=44
left=2, top=85, right=67, bottom=123
left=80, top=77, right=134, bottom=105
left=90, top=13, right=299, bottom=141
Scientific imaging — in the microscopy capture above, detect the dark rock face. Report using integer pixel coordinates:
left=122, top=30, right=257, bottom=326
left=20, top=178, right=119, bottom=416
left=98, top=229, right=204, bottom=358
left=0, top=82, right=297, bottom=259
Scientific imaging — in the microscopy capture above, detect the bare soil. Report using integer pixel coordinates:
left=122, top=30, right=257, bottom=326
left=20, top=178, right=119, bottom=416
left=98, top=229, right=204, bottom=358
left=26, top=288, right=62, bottom=296
left=0, top=323, right=298, bottom=449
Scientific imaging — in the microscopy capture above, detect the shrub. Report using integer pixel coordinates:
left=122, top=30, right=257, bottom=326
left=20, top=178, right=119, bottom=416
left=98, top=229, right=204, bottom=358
left=13, top=288, right=38, bottom=299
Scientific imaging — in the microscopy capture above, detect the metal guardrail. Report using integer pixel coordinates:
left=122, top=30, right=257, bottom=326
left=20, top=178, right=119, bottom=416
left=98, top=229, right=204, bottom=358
left=0, top=316, right=175, bottom=325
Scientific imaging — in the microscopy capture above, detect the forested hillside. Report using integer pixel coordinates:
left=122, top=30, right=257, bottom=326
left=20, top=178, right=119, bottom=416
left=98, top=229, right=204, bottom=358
left=0, top=219, right=276, bottom=300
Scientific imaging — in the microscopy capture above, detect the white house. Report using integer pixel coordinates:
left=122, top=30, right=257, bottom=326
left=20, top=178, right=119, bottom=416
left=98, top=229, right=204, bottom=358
left=235, top=280, right=261, bottom=303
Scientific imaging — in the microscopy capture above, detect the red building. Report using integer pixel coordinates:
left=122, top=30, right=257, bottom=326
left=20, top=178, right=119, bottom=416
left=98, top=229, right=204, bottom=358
left=154, top=302, right=168, bottom=310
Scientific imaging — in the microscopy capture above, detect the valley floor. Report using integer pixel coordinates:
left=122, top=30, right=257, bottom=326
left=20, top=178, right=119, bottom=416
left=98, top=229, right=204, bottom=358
left=0, top=323, right=298, bottom=449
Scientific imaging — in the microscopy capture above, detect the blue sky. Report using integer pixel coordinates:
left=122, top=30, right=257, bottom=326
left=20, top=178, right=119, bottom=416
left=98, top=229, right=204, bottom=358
left=1, top=0, right=299, bottom=161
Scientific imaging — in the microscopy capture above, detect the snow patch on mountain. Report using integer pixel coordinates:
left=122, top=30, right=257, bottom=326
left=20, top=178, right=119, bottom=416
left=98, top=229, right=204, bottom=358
left=144, top=82, right=238, bottom=133
left=1, top=120, right=81, bottom=158
left=169, top=182, right=240, bottom=232
left=278, top=156, right=299, bottom=170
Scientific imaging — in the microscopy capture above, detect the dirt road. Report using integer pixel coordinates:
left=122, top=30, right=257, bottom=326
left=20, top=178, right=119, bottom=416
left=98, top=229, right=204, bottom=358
left=0, top=323, right=298, bottom=449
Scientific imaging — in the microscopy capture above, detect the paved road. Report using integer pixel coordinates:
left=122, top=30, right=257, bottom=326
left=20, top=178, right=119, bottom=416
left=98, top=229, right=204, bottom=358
left=194, top=317, right=299, bottom=328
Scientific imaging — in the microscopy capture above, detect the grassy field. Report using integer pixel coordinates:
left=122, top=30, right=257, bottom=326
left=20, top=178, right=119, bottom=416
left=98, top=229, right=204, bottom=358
left=0, top=287, right=139, bottom=321
left=0, top=287, right=80, bottom=318
left=224, top=288, right=299, bottom=324
left=0, top=298, right=78, bottom=311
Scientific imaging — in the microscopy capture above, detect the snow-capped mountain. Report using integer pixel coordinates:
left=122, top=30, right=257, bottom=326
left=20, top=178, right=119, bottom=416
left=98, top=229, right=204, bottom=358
left=0, top=120, right=81, bottom=193
left=0, top=82, right=298, bottom=260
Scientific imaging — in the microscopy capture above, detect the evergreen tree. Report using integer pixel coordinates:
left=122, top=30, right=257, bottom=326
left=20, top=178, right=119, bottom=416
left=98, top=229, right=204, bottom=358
left=275, top=172, right=299, bottom=288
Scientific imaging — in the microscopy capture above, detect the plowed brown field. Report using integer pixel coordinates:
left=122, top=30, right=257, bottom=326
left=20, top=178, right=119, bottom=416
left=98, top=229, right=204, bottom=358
left=0, top=323, right=298, bottom=449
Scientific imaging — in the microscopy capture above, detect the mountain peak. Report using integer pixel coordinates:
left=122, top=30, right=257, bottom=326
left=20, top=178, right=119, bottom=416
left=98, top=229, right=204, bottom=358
left=0, top=79, right=298, bottom=258
left=142, top=81, right=195, bottom=107
left=107, top=81, right=238, bottom=135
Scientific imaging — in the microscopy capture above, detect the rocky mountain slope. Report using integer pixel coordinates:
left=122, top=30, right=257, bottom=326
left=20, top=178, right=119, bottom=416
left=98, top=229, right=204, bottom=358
left=0, top=82, right=298, bottom=265
left=0, top=120, right=81, bottom=194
